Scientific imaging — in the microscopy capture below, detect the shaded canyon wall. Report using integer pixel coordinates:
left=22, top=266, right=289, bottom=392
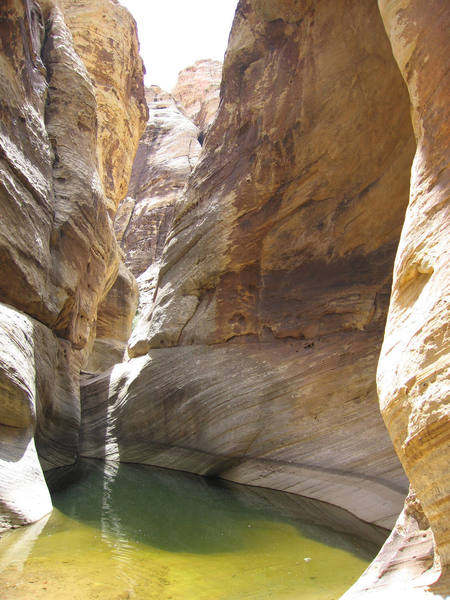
left=0, top=0, right=146, bottom=529
left=0, top=0, right=448, bottom=597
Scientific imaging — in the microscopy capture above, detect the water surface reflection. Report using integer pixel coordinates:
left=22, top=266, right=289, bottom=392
left=0, top=459, right=387, bottom=600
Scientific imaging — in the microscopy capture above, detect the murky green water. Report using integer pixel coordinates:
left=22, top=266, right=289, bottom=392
left=0, top=459, right=385, bottom=600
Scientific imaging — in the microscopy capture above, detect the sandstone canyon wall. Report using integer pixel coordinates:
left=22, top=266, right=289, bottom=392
left=344, top=2, right=450, bottom=595
left=0, top=0, right=146, bottom=529
left=82, top=0, right=449, bottom=594
left=0, top=0, right=448, bottom=597
left=82, top=0, right=416, bottom=532
left=114, top=86, right=201, bottom=317
left=172, top=59, right=222, bottom=136
left=375, top=0, right=449, bottom=591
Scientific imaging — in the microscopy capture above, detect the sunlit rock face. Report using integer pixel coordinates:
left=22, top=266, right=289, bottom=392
left=375, top=0, right=450, bottom=590
left=60, top=0, right=148, bottom=212
left=341, top=489, right=437, bottom=599
left=83, top=0, right=416, bottom=530
left=0, top=0, right=145, bottom=529
left=172, top=59, right=222, bottom=134
left=115, top=86, right=202, bottom=343
left=0, top=304, right=53, bottom=530
left=116, top=87, right=201, bottom=280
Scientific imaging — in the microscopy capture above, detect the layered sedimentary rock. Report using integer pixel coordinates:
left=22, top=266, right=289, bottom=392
left=0, top=0, right=145, bottom=529
left=60, top=0, right=148, bottom=212
left=115, top=86, right=201, bottom=320
left=375, top=0, right=450, bottom=590
left=0, top=305, right=53, bottom=529
left=83, top=0, right=416, bottom=529
left=172, top=59, right=222, bottom=134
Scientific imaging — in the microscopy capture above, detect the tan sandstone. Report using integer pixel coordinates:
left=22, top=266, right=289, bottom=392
left=376, top=0, right=450, bottom=591
left=172, top=59, right=222, bottom=134
left=115, top=85, right=202, bottom=346
left=87, top=0, right=416, bottom=530
left=60, top=0, right=148, bottom=212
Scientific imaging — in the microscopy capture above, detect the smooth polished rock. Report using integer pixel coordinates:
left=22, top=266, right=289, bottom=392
left=0, top=303, right=64, bottom=529
left=81, top=334, right=408, bottom=528
left=0, top=0, right=146, bottom=529
left=377, top=0, right=450, bottom=587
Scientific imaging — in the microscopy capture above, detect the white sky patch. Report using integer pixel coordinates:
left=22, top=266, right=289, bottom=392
left=119, top=0, right=238, bottom=92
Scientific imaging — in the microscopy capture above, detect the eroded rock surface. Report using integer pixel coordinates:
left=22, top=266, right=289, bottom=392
left=116, top=87, right=201, bottom=280
left=342, top=490, right=440, bottom=599
left=86, top=0, right=416, bottom=529
left=0, top=0, right=145, bottom=529
left=376, top=0, right=450, bottom=590
left=0, top=304, right=52, bottom=530
left=82, top=333, right=408, bottom=527
left=60, top=0, right=148, bottom=212
left=172, top=59, right=222, bottom=134
left=115, top=85, right=202, bottom=341
left=86, top=262, right=138, bottom=373
left=0, top=3, right=448, bottom=600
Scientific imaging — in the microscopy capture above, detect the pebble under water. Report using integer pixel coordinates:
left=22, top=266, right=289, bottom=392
left=0, top=459, right=387, bottom=600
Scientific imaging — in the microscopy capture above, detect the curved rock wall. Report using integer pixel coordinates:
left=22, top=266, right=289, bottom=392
left=82, top=0, right=415, bottom=530
left=60, top=0, right=148, bottom=212
left=0, top=2, right=448, bottom=598
left=376, top=0, right=450, bottom=588
left=0, top=0, right=146, bottom=529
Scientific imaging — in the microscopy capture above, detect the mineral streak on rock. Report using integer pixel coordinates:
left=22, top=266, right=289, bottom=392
left=82, top=333, right=408, bottom=528
left=133, top=0, right=415, bottom=354
left=172, top=58, right=223, bottom=135
left=0, top=2, right=449, bottom=599
left=377, top=0, right=450, bottom=588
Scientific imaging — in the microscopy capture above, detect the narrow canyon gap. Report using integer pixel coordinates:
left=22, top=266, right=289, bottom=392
left=0, top=0, right=448, bottom=598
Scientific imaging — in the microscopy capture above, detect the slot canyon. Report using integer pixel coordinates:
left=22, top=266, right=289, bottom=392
left=0, top=0, right=448, bottom=598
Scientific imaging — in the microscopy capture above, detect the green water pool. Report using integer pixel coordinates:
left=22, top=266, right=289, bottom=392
left=0, top=459, right=386, bottom=599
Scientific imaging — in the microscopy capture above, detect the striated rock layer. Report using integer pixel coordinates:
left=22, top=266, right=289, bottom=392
left=115, top=86, right=201, bottom=334
left=0, top=0, right=145, bottom=529
left=60, top=0, right=148, bottom=212
left=82, top=0, right=416, bottom=530
left=116, top=86, right=201, bottom=280
left=375, top=0, right=450, bottom=592
left=341, top=489, right=440, bottom=599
